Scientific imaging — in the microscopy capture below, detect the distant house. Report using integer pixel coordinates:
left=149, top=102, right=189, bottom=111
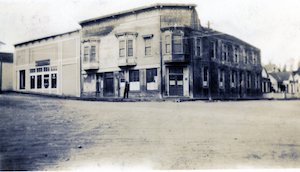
left=0, top=52, right=14, bottom=92
left=286, top=69, right=300, bottom=95
left=269, top=72, right=292, bottom=93
left=261, top=67, right=271, bottom=93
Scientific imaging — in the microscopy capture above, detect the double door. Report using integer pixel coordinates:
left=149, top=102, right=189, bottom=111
left=169, top=67, right=184, bottom=96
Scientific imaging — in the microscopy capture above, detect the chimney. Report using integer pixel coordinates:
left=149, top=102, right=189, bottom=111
left=207, top=21, right=211, bottom=29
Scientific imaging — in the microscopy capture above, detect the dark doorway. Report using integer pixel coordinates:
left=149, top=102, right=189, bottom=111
left=169, top=67, right=184, bottom=96
left=104, top=72, right=114, bottom=97
left=19, top=70, right=25, bottom=89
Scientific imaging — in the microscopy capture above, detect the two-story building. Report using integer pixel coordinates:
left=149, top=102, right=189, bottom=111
left=79, top=3, right=262, bottom=99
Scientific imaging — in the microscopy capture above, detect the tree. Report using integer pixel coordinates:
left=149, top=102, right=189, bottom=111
left=282, top=64, right=287, bottom=72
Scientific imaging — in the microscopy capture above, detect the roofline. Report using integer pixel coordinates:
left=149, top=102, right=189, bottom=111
left=202, top=27, right=260, bottom=50
left=79, top=3, right=197, bottom=25
left=14, top=29, right=80, bottom=47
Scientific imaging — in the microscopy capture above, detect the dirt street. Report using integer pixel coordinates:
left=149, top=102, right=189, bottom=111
left=0, top=93, right=299, bottom=170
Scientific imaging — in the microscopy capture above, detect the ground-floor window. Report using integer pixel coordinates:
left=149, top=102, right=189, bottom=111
left=51, top=74, right=57, bottom=88
left=129, top=70, right=140, bottom=91
left=29, top=66, right=57, bottom=90
left=19, top=70, right=26, bottom=89
left=219, top=69, right=225, bottom=89
left=247, top=72, right=251, bottom=89
left=30, top=76, right=35, bottom=89
left=203, top=67, right=209, bottom=87
left=231, top=71, right=237, bottom=88
left=146, top=68, right=158, bottom=90
left=44, top=74, right=49, bottom=88
left=37, top=75, right=42, bottom=89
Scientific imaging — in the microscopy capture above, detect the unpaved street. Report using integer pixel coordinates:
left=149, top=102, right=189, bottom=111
left=0, top=93, right=300, bottom=170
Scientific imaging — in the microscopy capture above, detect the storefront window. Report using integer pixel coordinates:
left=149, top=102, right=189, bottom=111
left=51, top=74, right=57, bottom=88
left=30, top=76, right=35, bottom=89
left=146, top=68, right=158, bottom=90
left=37, top=75, right=42, bottom=89
left=44, top=74, right=49, bottom=88
left=129, top=70, right=140, bottom=91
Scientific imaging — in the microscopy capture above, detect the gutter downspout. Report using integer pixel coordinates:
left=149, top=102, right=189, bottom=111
left=159, top=15, right=164, bottom=99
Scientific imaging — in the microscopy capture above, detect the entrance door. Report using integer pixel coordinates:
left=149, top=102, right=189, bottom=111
left=169, top=67, right=184, bottom=96
left=104, top=72, right=114, bottom=97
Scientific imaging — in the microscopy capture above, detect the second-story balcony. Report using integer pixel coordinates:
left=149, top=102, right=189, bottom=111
left=163, top=54, right=190, bottom=64
left=82, top=60, right=99, bottom=71
left=118, top=56, right=137, bottom=67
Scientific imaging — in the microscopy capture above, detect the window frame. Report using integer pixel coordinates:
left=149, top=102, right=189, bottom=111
left=165, top=35, right=171, bottom=54
left=127, top=39, right=133, bottom=57
left=119, top=40, right=125, bottom=57
left=172, top=34, right=183, bottom=54
left=144, top=37, right=152, bottom=56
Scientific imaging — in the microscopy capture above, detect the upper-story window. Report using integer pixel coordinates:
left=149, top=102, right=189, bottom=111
left=82, top=39, right=100, bottom=63
left=222, top=43, right=228, bottom=62
left=252, top=51, right=257, bottom=65
left=209, top=41, right=216, bottom=59
left=234, top=47, right=239, bottom=63
left=127, top=40, right=133, bottom=57
left=173, top=35, right=183, bottom=54
left=144, top=37, right=152, bottom=56
left=84, top=46, right=89, bottom=62
left=90, top=46, right=96, bottom=62
left=196, top=38, right=201, bottom=56
left=119, top=40, right=125, bottom=57
left=244, top=50, right=248, bottom=64
left=165, top=35, right=171, bottom=54
left=116, top=32, right=137, bottom=58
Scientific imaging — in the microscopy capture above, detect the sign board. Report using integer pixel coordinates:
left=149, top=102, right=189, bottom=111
left=36, top=59, right=50, bottom=66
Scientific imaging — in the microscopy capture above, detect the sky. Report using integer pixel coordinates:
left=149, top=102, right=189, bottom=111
left=0, top=0, right=300, bottom=70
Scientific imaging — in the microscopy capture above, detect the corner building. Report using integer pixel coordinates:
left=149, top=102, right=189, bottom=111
left=80, top=3, right=262, bottom=99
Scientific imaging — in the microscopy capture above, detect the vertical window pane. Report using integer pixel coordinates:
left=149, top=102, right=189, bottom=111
left=44, top=74, right=49, bottom=88
left=127, top=40, right=133, bottom=56
left=173, top=35, right=182, bottom=53
left=30, top=75, right=35, bottom=89
left=196, top=38, right=201, bottom=56
left=119, top=40, right=125, bottom=57
left=51, top=74, right=57, bottom=88
left=209, top=41, right=215, bottom=59
left=84, top=46, right=89, bottom=62
left=37, top=75, right=42, bottom=89
left=145, top=38, right=152, bottom=56
left=90, top=46, right=96, bottom=62
left=165, top=35, right=170, bottom=53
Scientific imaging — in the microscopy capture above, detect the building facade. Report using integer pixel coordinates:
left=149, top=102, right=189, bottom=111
left=0, top=52, right=13, bottom=92
left=79, top=4, right=262, bottom=99
left=14, top=31, right=81, bottom=97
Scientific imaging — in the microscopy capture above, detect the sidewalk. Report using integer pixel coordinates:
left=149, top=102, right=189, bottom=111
left=1, top=91, right=299, bottom=102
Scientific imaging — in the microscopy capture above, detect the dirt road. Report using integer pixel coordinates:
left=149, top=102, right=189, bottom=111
left=0, top=93, right=299, bottom=170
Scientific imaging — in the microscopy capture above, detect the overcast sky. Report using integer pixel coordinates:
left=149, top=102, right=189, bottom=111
left=1, top=0, right=300, bottom=69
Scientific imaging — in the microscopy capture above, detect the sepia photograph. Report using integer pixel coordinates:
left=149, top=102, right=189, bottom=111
left=0, top=0, right=300, bottom=171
